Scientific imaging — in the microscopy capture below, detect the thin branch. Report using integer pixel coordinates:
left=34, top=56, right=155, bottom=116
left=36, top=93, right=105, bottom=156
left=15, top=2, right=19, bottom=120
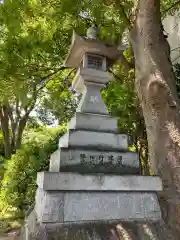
left=108, top=68, right=123, bottom=82
left=172, top=55, right=180, bottom=63
left=171, top=47, right=180, bottom=52
left=117, top=2, right=132, bottom=27
left=118, top=54, right=134, bottom=70
left=103, top=0, right=132, bottom=27
left=25, top=66, right=67, bottom=115
left=36, top=68, right=64, bottom=92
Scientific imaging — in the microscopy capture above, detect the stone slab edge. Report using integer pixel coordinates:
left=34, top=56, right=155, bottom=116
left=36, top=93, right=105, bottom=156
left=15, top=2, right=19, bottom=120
left=35, top=190, right=161, bottom=223
left=58, top=130, right=129, bottom=150
left=68, top=112, right=117, bottom=133
left=37, top=172, right=163, bottom=191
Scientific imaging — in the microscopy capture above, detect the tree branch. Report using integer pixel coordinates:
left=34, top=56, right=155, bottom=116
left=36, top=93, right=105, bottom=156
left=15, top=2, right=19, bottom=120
left=117, top=2, right=132, bottom=27
left=118, top=54, right=134, bottom=70
left=103, top=0, right=132, bottom=26
left=25, top=66, right=67, bottom=115
left=0, top=105, right=11, bottom=157
left=36, top=68, right=65, bottom=92
left=108, top=68, right=123, bottom=82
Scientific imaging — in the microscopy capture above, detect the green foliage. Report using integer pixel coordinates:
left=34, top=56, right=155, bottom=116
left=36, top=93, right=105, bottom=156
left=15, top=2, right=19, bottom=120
left=103, top=69, right=137, bottom=136
left=161, top=0, right=180, bottom=17
left=0, top=125, right=66, bottom=220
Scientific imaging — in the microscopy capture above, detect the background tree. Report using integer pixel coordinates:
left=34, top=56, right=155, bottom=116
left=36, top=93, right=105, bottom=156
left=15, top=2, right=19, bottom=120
left=130, top=0, right=180, bottom=237
left=0, top=0, right=79, bottom=157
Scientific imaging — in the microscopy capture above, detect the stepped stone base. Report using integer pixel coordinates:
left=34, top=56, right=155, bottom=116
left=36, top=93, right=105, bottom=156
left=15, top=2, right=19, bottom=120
left=35, top=172, right=162, bottom=224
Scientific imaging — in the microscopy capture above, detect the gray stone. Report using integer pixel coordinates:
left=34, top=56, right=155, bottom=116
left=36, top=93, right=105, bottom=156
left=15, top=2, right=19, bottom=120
left=64, top=192, right=161, bottom=222
left=76, top=82, right=108, bottom=115
left=37, top=172, right=163, bottom=192
left=68, top=112, right=117, bottom=133
left=35, top=189, right=161, bottom=223
left=57, top=148, right=140, bottom=174
left=64, top=31, right=122, bottom=68
left=35, top=188, right=64, bottom=223
left=21, top=220, right=176, bottom=240
left=72, top=67, right=111, bottom=93
left=58, top=130, right=129, bottom=151
left=49, top=148, right=140, bottom=173
left=49, top=150, right=60, bottom=172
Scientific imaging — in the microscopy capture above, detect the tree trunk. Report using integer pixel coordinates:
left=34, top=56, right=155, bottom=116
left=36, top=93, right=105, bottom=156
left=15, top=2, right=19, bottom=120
left=0, top=104, right=29, bottom=157
left=15, top=115, right=29, bottom=150
left=0, top=106, right=11, bottom=158
left=131, top=0, right=180, bottom=238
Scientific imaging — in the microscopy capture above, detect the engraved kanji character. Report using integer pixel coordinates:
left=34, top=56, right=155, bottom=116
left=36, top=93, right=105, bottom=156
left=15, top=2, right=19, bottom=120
left=89, top=155, right=96, bottom=165
left=99, top=155, right=104, bottom=164
left=117, top=155, right=123, bottom=165
left=108, top=155, right=114, bottom=163
left=90, top=96, right=98, bottom=103
left=80, top=153, right=87, bottom=164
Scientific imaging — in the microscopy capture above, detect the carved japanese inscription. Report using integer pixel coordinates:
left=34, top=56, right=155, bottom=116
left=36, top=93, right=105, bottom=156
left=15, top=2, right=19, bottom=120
left=79, top=153, right=123, bottom=166
left=59, top=149, right=140, bottom=174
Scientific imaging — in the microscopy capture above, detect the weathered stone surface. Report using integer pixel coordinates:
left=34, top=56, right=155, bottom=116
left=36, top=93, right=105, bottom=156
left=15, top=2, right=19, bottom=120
left=58, top=130, right=128, bottom=150
left=64, top=31, right=121, bottom=68
left=37, top=172, right=163, bottom=192
left=76, top=82, right=109, bottom=115
left=21, top=219, right=175, bottom=240
left=49, top=150, right=60, bottom=172
left=35, top=188, right=64, bottom=223
left=35, top=189, right=161, bottom=223
left=49, top=148, right=139, bottom=173
left=68, top=112, right=117, bottom=133
left=64, top=192, right=161, bottom=222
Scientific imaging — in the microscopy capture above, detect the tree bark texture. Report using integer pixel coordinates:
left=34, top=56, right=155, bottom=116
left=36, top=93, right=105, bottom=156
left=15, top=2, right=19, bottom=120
left=0, top=106, right=12, bottom=158
left=131, top=0, right=180, bottom=238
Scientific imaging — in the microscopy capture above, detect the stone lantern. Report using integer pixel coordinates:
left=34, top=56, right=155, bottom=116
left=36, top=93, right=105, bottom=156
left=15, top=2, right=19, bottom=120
left=30, top=27, right=163, bottom=239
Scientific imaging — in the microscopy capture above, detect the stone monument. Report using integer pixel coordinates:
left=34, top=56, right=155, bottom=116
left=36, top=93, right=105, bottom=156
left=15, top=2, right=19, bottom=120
left=24, top=26, right=165, bottom=240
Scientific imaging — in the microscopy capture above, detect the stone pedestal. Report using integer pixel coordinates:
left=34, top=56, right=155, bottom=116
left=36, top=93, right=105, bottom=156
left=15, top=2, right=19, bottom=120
left=35, top=172, right=162, bottom=224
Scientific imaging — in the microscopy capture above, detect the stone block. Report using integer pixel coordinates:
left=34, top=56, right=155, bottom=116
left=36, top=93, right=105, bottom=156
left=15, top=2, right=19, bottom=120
left=58, top=130, right=128, bottom=150
left=49, top=150, right=60, bottom=172
left=64, top=192, right=161, bottom=222
left=49, top=148, right=140, bottom=173
left=37, top=172, right=163, bottom=192
left=68, top=112, right=117, bottom=133
left=59, top=149, right=140, bottom=174
left=76, top=67, right=111, bottom=85
left=76, top=81, right=109, bottom=115
left=35, top=189, right=161, bottom=223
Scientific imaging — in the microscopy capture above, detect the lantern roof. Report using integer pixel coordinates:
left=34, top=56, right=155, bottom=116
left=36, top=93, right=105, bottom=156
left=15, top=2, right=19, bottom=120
left=64, top=30, right=124, bottom=68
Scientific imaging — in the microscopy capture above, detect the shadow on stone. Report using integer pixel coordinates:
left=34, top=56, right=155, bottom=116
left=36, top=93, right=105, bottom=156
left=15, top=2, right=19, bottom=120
left=21, top=214, right=175, bottom=240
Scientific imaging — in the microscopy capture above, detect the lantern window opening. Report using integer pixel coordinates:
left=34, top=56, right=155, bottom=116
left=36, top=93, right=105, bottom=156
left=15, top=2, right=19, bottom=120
left=83, top=53, right=106, bottom=71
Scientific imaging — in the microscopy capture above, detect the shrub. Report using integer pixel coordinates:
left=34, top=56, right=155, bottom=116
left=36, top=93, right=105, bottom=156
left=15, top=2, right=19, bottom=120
left=0, top=125, right=66, bottom=221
